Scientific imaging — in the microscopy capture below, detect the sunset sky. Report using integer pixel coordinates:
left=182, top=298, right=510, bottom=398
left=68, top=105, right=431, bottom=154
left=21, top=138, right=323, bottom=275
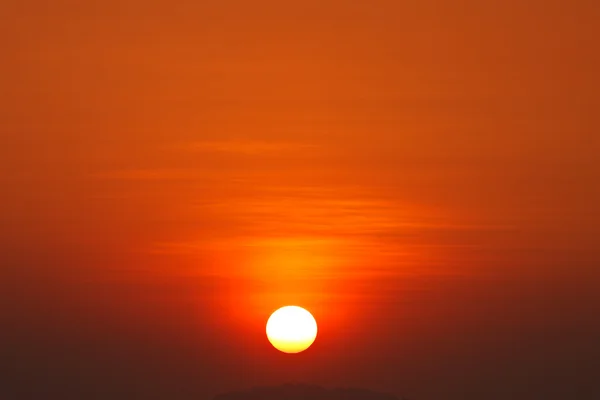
left=2, top=1, right=599, bottom=399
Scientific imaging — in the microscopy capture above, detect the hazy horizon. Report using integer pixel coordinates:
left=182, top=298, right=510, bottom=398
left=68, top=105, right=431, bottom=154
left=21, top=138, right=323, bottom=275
left=2, top=1, right=599, bottom=399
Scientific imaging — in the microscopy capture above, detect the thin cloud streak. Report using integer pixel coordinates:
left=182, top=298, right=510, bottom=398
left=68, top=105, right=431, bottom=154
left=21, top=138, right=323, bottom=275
left=172, top=139, right=322, bottom=155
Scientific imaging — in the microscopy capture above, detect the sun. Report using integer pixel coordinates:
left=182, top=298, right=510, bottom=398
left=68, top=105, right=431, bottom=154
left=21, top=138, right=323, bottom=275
left=266, top=306, right=318, bottom=353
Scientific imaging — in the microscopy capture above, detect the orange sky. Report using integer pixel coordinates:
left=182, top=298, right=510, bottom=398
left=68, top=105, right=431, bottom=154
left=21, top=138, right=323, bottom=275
left=2, top=1, right=600, bottom=399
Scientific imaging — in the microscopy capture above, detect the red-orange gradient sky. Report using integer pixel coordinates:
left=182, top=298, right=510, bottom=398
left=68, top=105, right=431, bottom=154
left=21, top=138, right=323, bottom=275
left=2, top=1, right=599, bottom=400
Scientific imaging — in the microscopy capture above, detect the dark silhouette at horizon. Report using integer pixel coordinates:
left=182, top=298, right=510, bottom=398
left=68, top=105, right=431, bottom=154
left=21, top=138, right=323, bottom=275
left=214, top=384, right=405, bottom=400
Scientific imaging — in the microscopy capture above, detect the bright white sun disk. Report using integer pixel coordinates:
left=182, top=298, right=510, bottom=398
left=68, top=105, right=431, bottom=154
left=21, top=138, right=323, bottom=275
left=266, top=306, right=317, bottom=353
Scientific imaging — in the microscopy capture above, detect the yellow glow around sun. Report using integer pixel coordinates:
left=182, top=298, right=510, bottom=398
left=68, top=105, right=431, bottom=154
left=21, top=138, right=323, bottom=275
left=266, top=306, right=317, bottom=353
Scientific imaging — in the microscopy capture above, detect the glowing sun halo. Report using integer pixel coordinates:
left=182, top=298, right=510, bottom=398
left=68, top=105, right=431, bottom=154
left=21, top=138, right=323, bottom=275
left=266, top=306, right=317, bottom=353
